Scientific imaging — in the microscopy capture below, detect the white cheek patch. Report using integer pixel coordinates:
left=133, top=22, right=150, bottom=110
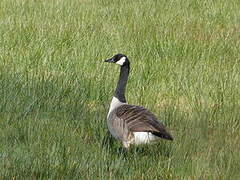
left=116, top=57, right=126, bottom=65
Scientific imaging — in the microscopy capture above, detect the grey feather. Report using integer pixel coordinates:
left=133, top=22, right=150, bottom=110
left=107, top=104, right=173, bottom=142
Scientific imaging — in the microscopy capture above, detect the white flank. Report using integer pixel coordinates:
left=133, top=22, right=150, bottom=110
left=133, top=132, right=159, bottom=145
left=116, top=57, right=126, bottom=66
left=107, top=96, right=125, bottom=118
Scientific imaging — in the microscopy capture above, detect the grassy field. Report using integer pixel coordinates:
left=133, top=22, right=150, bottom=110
left=0, top=0, right=240, bottom=179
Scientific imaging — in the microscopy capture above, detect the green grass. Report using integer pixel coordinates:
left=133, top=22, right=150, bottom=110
left=0, top=0, right=240, bottom=179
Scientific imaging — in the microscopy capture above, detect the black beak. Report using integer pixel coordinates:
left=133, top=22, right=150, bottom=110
left=104, top=58, right=114, bottom=63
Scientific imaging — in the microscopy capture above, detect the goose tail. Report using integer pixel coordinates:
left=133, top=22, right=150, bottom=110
left=152, top=131, right=174, bottom=141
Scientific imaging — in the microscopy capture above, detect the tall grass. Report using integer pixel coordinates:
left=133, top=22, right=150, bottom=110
left=0, top=0, right=240, bottom=179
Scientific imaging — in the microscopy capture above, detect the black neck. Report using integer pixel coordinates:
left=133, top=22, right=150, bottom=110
left=114, top=64, right=130, bottom=103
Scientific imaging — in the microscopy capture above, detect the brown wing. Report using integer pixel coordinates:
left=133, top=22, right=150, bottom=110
left=116, top=104, right=173, bottom=140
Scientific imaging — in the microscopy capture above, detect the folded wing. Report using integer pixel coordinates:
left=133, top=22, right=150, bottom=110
left=115, top=104, right=173, bottom=141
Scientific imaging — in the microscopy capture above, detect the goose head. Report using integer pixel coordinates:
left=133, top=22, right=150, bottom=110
left=104, top=54, right=129, bottom=66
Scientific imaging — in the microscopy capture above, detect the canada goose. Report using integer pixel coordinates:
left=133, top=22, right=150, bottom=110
left=104, top=54, right=173, bottom=148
